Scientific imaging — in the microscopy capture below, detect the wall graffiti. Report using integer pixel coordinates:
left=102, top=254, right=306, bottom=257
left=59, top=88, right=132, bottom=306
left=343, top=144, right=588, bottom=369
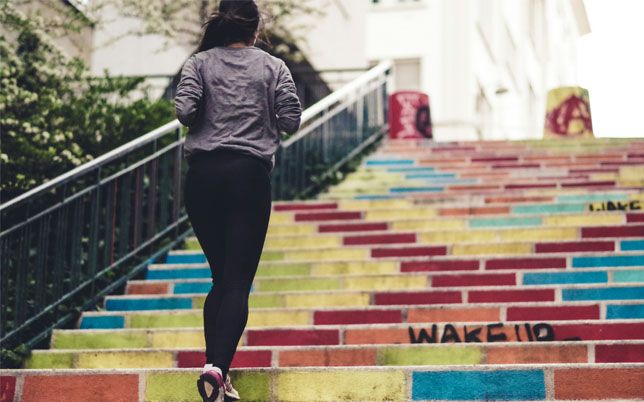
left=408, top=323, right=581, bottom=344
left=589, top=200, right=641, bottom=212
left=543, top=87, right=594, bottom=139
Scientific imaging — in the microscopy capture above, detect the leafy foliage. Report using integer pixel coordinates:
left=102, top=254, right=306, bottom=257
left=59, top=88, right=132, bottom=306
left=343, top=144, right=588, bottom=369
left=0, top=2, right=174, bottom=202
left=102, top=0, right=321, bottom=59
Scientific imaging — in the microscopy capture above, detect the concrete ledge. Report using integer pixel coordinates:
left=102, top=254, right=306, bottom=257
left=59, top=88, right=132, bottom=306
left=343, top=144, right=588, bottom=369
left=2, top=364, right=644, bottom=401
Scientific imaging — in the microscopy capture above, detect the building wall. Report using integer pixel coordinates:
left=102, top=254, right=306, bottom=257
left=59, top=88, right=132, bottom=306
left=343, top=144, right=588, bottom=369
left=89, top=4, right=193, bottom=99
left=13, top=0, right=94, bottom=66
left=357, top=0, right=588, bottom=141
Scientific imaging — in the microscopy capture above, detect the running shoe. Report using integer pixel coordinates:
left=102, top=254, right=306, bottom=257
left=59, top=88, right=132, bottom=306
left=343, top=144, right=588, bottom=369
left=197, top=369, right=225, bottom=402
left=224, top=375, right=240, bottom=401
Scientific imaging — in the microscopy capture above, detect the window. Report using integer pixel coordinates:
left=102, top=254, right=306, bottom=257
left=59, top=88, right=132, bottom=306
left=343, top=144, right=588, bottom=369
left=394, top=59, right=421, bottom=91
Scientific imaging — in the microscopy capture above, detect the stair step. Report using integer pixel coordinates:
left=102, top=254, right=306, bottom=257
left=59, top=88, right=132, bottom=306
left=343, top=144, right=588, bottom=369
left=101, top=283, right=644, bottom=312
left=24, top=340, right=644, bottom=369
left=125, top=267, right=644, bottom=295
left=3, top=365, right=643, bottom=401
left=147, top=252, right=644, bottom=279
left=51, top=320, right=644, bottom=349
left=166, top=246, right=644, bottom=264
left=78, top=301, right=644, bottom=329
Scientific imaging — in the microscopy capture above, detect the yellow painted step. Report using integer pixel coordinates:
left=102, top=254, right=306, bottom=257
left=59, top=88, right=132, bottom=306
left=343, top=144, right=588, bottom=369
left=544, top=214, right=623, bottom=226
left=285, top=293, right=371, bottom=308
left=452, top=243, right=532, bottom=256
left=286, top=248, right=370, bottom=262
left=497, top=228, right=578, bottom=242
left=312, top=261, right=399, bottom=276
left=265, top=235, right=342, bottom=249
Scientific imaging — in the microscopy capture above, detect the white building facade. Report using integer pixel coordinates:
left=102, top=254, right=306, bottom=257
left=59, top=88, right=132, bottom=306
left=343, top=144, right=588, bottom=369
left=86, top=0, right=590, bottom=142
left=296, top=0, right=590, bottom=141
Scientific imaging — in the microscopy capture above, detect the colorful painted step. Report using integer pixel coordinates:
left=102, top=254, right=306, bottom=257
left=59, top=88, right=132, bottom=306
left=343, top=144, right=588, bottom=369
left=126, top=267, right=644, bottom=296
left=9, top=138, right=644, bottom=402
left=4, top=364, right=644, bottom=401
left=167, top=245, right=644, bottom=264
left=23, top=340, right=644, bottom=369
left=147, top=250, right=644, bottom=280
left=101, top=283, right=644, bottom=312
left=77, top=301, right=644, bottom=330
left=51, top=320, right=644, bottom=349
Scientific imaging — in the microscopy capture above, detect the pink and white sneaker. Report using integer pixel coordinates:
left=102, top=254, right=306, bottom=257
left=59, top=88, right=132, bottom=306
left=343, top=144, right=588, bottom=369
left=224, top=375, right=240, bottom=401
left=197, top=368, right=225, bottom=402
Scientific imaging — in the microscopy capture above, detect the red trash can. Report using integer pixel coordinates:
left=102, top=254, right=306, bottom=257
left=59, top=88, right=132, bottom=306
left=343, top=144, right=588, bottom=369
left=389, top=91, right=433, bottom=139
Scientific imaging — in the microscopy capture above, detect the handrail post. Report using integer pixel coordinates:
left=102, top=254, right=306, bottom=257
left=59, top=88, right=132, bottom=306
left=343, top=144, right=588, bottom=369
left=173, top=126, right=183, bottom=239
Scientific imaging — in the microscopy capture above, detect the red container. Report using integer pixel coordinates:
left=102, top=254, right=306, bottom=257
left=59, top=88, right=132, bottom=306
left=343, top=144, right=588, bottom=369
left=389, top=91, right=432, bottom=139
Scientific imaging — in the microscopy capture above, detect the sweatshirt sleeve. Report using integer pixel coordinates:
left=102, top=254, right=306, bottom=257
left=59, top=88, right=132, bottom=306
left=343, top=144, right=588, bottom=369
left=175, top=55, right=203, bottom=127
left=275, top=61, right=302, bottom=135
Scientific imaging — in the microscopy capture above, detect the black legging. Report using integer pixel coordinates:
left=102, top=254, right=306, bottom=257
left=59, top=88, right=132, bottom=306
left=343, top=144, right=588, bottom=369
left=184, top=148, right=272, bottom=378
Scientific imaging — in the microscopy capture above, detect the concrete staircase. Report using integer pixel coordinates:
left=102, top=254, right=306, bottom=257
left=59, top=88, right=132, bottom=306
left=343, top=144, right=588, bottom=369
left=2, top=138, right=644, bottom=401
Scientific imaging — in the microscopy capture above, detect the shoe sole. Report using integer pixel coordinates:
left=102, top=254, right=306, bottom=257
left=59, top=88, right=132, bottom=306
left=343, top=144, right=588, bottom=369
left=197, top=374, right=223, bottom=402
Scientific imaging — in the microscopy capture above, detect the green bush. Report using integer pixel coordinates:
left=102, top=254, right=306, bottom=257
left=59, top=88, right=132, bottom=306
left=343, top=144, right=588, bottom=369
left=0, top=4, right=174, bottom=202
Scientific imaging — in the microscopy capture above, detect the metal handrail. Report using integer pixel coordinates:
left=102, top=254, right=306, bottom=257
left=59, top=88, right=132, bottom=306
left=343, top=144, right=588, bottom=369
left=0, top=60, right=392, bottom=354
left=272, top=60, right=392, bottom=199
left=1, top=120, right=182, bottom=211
left=284, top=60, right=392, bottom=147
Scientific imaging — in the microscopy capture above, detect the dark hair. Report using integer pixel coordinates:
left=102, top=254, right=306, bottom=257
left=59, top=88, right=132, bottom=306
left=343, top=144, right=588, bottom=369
left=196, top=0, right=261, bottom=53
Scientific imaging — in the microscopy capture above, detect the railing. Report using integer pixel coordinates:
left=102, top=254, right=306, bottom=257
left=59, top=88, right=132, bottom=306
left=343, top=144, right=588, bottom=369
left=0, top=60, right=392, bottom=354
left=272, top=60, right=392, bottom=199
left=0, top=121, right=191, bottom=352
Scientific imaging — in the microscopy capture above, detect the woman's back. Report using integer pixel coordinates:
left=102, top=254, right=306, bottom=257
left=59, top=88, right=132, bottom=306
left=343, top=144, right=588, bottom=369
left=176, top=46, right=301, bottom=170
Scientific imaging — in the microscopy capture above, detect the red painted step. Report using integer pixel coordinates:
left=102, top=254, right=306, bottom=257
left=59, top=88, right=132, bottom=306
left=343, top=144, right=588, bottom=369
left=432, top=273, right=516, bottom=287
left=401, top=260, right=479, bottom=272
left=177, top=350, right=272, bottom=368
left=274, top=203, right=338, bottom=212
left=319, top=222, right=388, bottom=233
left=314, top=309, right=403, bottom=325
left=601, top=160, right=644, bottom=166
left=506, top=305, right=601, bottom=321
left=485, top=257, right=567, bottom=270
left=627, top=213, right=644, bottom=223
left=246, top=329, right=339, bottom=346
left=582, top=225, right=644, bottom=238
left=471, top=157, right=519, bottom=163
left=561, top=181, right=616, bottom=188
left=294, top=211, right=362, bottom=222
left=535, top=241, right=615, bottom=253
left=0, top=376, right=16, bottom=402
left=468, top=289, right=555, bottom=303
left=344, top=233, right=416, bottom=246
left=595, top=344, right=644, bottom=363
left=21, top=374, right=138, bottom=402
left=552, top=322, right=644, bottom=341
left=374, top=291, right=462, bottom=305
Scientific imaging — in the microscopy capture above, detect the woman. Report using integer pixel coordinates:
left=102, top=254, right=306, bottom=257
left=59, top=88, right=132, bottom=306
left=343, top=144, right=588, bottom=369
left=174, top=1, right=302, bottom=401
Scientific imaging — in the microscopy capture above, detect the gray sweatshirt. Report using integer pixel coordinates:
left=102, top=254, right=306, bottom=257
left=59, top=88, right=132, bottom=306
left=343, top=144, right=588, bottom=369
left=175, top=46, right=302, bottom=170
